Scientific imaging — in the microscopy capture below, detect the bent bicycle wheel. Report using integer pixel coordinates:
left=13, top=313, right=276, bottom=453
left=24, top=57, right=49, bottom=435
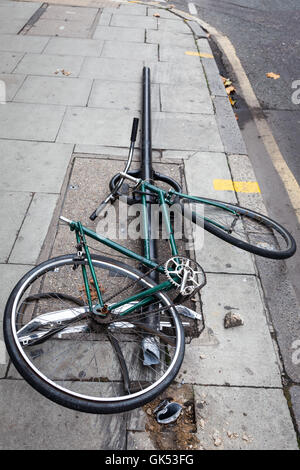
left=179, top=197, right=296, bottom=259
left=4, top=254, right=184, bottom=414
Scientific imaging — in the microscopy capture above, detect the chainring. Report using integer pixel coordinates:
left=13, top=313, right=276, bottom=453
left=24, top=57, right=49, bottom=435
left=164, top=256, right=206, bottom=296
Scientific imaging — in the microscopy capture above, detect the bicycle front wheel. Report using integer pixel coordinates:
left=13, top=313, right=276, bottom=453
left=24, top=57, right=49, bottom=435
left=4, top=254, right=184, bottom=414
left=180, top=197, right=296, bottom=259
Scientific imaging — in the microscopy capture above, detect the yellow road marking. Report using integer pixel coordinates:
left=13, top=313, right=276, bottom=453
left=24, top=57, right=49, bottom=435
left=213, top=179, right=261, bottom=193
left=185, top=51, right=213, bottom=58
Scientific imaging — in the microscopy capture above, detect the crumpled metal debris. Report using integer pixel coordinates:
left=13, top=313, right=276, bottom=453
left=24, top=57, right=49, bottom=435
left=154, top=399, right=183, bottom=424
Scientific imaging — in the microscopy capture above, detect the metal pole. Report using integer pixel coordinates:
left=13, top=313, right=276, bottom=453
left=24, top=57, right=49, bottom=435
left=141, top=66, right=159, bottom=283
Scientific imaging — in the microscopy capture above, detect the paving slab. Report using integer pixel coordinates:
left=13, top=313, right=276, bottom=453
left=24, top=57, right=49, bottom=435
left=127, top=432, right=156, bottom=451
left=93, top=25, right=144, bottom=42
left=198, top=228, right=256, bottom=274
left=28, top=18, right=93, bottom=38
left=118, top=4, right=147, bottom=16
left=0, top=102, right=65, bottom=141
left=159, top=44, right=200, bottom=63
left=152, top=113, right=224, bottom=152
left=44, top=37, right=103, bottom=57
left=14, top=75, right=92, bottom=106
left=0, top=264, right=32, bottom=377
left=14, top=52, right=84, bottom=77
left=179, top=273, right=282, bottom=387
left=194, top=386, right=298, bottom=450
left=157, top=17, right=190, bottom=34
left=126, top=408, right=147, bottom=432
left=185, top=151, right=237, bottom=203
left=57, top=107, right=139, bottom=146
left=0, top=73, right=26, bottom=101
left=0, top=379, right=127, bottom=449
left=144, top=61, right=205, bottom=85
left=0, top=191, right=32, bottom=263
left=74, top=145, right=148, bottom=160
left=0, top=34, right=50, bottom=53
left=101, top=41, right=158, bottom=61
left=80, top=56, right=144, bottom=81
left=9, top=193, right=59, bottom=265
left=0, top=51, right=24, bottom=73
left=0, top=18, right=27, bottom=34
left=0, top=140, right=73, bottom=193
left=110, top=13, right=157, bottom=30
left=42, top=4, right=98, bottom=23
left=57, top=108, right=224, bottom=151
left=0, top=3, right=40, bottom=20
left=146, top=29, right=196, bottom=48
left=88, top=79, right=160, bottom=111
left=98, top=12, right=112, bottom=26
left=160, top=83, right=213, bottom=114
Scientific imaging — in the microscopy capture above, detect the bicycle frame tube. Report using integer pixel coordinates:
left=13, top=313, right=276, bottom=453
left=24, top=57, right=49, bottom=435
left=140, top=181, right=179, bottom=258
left=70, top=221, right=174, bottom=316
left=69, top=180, right=232, bottom=316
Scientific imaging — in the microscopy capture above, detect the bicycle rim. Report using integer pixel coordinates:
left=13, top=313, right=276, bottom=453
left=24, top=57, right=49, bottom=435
left=179, top=198, right=296, bottom=259
left=4, top=255, right=184, bottom=414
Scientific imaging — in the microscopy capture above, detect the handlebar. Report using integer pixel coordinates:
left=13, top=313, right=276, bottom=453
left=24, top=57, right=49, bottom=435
left=89, top=117, right=139, bottom=221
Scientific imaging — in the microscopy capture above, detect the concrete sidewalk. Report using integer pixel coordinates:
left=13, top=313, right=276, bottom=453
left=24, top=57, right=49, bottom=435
left=0, top=0, right=298, bottom=450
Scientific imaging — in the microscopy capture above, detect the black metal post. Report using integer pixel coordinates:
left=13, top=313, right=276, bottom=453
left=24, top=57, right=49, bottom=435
left=141, top=66, right=159, bottom=283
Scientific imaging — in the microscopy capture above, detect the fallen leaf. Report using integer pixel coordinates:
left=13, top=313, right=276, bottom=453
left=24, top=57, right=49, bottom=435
left=226, top=85, right=235, bottom=95
left=153, top=12, right=160, bottom=17
left=266, top=72, right=280, bottom=79
left=229, top=96, right=236, bottom=106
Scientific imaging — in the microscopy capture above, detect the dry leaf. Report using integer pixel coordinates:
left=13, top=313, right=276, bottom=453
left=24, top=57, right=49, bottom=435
left=153, top=12, right=160, bottom=17
left=226, top=85, right=235, bottom=95
left=229, top=96, right=236, bottom=106
left=266, top=72, right=280, bottom=79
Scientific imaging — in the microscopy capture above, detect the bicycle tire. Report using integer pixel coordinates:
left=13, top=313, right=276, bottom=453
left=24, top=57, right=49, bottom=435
left=180, top=198, right=296, bottom=259
left=3, top=254, right=184, bottom=414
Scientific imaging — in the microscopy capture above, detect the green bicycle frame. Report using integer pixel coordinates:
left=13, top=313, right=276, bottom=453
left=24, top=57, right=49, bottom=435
left=69, top=180, right=237, bottom=315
